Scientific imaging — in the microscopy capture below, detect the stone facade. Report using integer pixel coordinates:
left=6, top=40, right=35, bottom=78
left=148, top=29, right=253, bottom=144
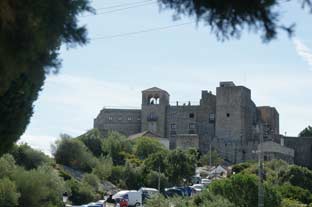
left=94, top=82, right=307, bottom=167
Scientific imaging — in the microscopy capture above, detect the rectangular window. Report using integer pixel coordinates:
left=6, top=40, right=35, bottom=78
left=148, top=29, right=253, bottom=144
left=108, top=116, right=113, bottom=121
left=171, top=123, right=176, bottom=129
left=118, top=117, right=122, bottom=121
left=209, top=113, right=215, bottom=122
left=127, top=117, right=132, bottom=121
left=189, top=123, right=196, bottom=129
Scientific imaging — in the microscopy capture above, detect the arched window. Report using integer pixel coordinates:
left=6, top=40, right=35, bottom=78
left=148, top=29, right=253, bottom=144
left=148, top=95, right=160, bottom=105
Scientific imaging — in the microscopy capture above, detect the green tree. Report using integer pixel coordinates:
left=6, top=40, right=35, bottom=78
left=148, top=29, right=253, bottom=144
left=13, top=165, right=66, bottom=207
left=280, top=165, right=312, bottom=192
left=200, top=150, right=223, bottom=166
left=0, top=154, right=17, bottom=179
left=299, top=126, right=312, bottom=137
left=144, top=150, right=169, bottom=173
left=102, top=132, right=132, bottom=165
left=78, top=129, right=104, bottom=157
left=54, top=136, right=97, bottom=172
left=82, top=173, right=101, bottom=192
left=281, top=198, right=306, bottom=207
left=276, top=184, right=312, bottom=204
left=165, top=149, right=196, bottom=185
left=66, top=179, right=97, bottom=205
left=0, top=178, right=20, bottom=207
left=192, top=190, right=235, bottom=207
left=92, top=156, right=113, bottom=180
left=144, top=170, right=169, bottom=191
left=158, top=0, right=312, bottom=42
left=133, top=137, right=165, bottom=160
left=209, top=173, right=281, bottom=207
left=0, top=0, right=93, bottom=154
left=10, top=144, right=52, bottom=170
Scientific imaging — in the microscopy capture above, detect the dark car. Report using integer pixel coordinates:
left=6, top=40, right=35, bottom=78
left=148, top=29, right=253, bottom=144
left=164, top=187, right=184, bottom=197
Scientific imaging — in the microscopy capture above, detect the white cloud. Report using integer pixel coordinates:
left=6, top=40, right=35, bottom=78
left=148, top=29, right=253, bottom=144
left=293, top=38, right=312, bottom=70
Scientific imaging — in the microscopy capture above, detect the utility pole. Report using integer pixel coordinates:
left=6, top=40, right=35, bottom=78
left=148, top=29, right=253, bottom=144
left=253, top=125, right=264, bottom=207
left=258, top=125, right=264, bottom=207
left=158, top=162, right=161, bottom=191
left=209, top=142, right=212, bottom=167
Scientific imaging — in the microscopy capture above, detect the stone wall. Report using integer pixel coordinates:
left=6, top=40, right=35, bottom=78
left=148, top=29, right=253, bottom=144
left=283, top=136, right=312, bottom=168
left=94, top=109, right=141, bottom=136
left=175, top=134, right=199, bottom=150
left=257, top=106, right=280, bottom=138
left=141, top=88, right=169, bottom=137
left=214, top=83, right=256, bottom=163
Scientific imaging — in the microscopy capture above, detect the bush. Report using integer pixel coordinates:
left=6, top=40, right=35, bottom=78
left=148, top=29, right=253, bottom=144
left=66, top=180, right=97, bottom=205
left=133, top=137, right=165, bottom=160
left=276, top=184, right=312, bottom=204
left=10, top=144, right=52, bottom=170
left=13, top=165, right=66, bottom=207
left=144, top=170, right=168, bottom=191
left=82, top=173, right=100, bottom=192
left=0, top=154, right=16, bottom=178
left=209, top=173, right=281, bottom=207
left=54, top=136, right=97, bottom=172
left=280, top=165, right=312, bottom=193
left=78, top=129, right=104, bottom=157
left=92, top=156, right=113, bottom=180
left=102, top=132, right=132, bottom=165
left=0, top=178, right=20, bottom=207
left=199, top=150, right=223, bottom=167
left=165, top=149, right=196, bottom=185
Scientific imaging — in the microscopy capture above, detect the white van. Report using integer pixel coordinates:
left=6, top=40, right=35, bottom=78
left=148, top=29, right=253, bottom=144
left=113, top=190, right=142, bottom=207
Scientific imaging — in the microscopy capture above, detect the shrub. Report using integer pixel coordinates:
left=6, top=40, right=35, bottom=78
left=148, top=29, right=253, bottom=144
left=54, top=137, right=97, bottom=172
left=10, top=144, right=52, bottom=170
left=0, top=178, right=20, bottom=207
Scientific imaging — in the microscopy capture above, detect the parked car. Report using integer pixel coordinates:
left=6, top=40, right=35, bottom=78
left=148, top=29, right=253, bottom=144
left=138, top=187, right=159, bottom=202
left=190, top=184, right=204, bottom=192
left=164, top=187, right=184, bottom=197
left=201, top=178, right=211, bottom=187
left=114, top=197, right=128, bottom=207
left=191, top=175, right=202, bottom=184
left=113, top=190, right=142, bottom=207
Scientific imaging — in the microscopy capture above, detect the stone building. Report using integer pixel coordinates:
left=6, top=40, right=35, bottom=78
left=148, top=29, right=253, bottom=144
left=94, top=82, right=303, bottom=166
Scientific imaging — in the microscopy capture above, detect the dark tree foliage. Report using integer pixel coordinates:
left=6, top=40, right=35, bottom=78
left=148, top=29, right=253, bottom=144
left=78, top=129, right=104, bottom=157
left=299, top=126, right=312, bottom=137
left=0, top=0, right=93, bottom=154
left=158, top=0, right=312, bottom=41
left=10, top=144, right=52, bottom=170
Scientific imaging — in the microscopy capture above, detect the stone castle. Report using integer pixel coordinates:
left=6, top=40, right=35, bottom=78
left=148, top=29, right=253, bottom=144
left=94, top=82, right=312, bottom=168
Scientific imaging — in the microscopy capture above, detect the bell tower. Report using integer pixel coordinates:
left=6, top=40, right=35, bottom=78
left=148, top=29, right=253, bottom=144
left=141, top=87, right=169, bottom=137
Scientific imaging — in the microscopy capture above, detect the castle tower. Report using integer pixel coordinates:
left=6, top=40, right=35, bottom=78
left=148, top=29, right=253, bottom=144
left=215, top=81, right=254, bottom=163
left=141, top=87, right=169, bottom=137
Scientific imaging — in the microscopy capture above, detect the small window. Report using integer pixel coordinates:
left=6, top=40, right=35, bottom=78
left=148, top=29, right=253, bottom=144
left=137, top=117, right=141, bottom=121
left=118, top=117, right=122, bottom=121
left=209, top=113, right=215, bottom=122
left=226, top=113, right=230, bottom=118
left=189, top=113, right=195, bottom=118
left=189, top=123, right=196, bottom=129
left=127, top=117, right=132, bottom=121
left=171, top=124, right=176, bottom=129
left=108, top=116, right=113, bottom=121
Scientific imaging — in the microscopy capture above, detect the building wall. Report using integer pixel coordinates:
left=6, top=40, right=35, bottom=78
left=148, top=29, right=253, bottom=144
left=94, top=109, right=141, bottom=136
left=197, top=91, right=216, bottom=153
left=175, top=134, right=199, bottom=150
left=141, top=89, right=169, bottom=137
left=283, top=136, right=312, bottom=168
left=214, top=82, right=256, bottom=163
left=257, top=106, right=280, bottom=139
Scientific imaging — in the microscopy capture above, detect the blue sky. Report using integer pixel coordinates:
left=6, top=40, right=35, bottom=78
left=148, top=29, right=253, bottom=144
left=20, top=0, right=312, bottom=154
